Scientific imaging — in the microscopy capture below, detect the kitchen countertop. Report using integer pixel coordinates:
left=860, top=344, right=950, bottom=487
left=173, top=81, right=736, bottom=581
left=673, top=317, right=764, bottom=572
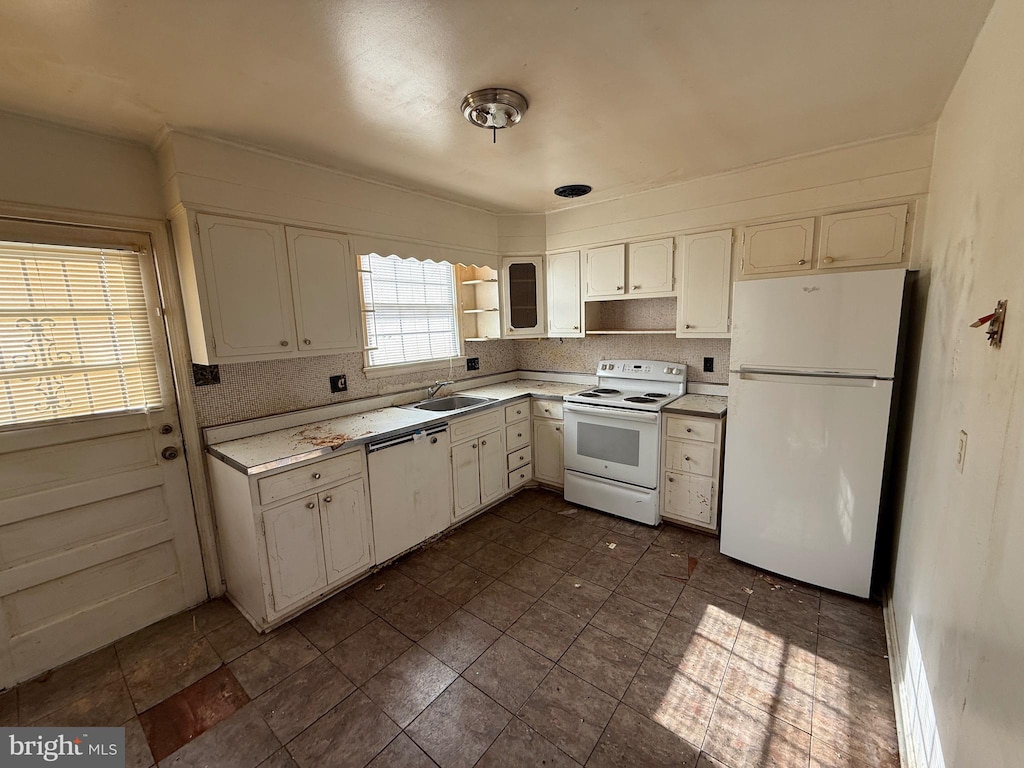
left=663, top=393, right=728, bottom=418
left=207, top=379, right=587, bottom=475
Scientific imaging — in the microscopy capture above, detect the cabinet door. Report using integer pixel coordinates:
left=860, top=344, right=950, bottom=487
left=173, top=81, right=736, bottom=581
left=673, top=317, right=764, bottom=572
left=678, top=230, right=732, bottom=336
left=533, top=419, right=564, bottom=486
left=478, top=429, right=505, bottom=506
left=319, top=478, right=372, bottom=585
left=740, top=218, right=815, bottom=276
left=501, top=257, right=546, bottom=338
left=585, top=244, right=626, bottom=298
left=196, top=213, right=296, bottom=358
left=546, top=251, right=582, bottom=337
left=817, top=204, right=908, bottom=269
left=287, top=228, right=362, bottom=353
left=263, top=495, right=328, bottom=613
left=452, top=439, right=482, bottom=521
left=663, top=472, right=715, bottom=527
left=627, top=238, right=674, bottom=296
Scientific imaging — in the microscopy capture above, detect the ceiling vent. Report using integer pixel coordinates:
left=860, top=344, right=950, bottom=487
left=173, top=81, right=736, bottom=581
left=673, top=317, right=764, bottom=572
left=554, top=184, right=592, bottom=199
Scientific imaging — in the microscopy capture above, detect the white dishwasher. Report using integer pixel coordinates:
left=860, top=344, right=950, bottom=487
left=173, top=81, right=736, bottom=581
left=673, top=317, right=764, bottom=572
left=366, top=423, right=453, bottom=563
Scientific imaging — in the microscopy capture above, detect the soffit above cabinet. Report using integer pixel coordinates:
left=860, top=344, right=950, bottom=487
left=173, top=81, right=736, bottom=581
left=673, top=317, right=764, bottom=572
left=0, top=0, right=992, bottom=212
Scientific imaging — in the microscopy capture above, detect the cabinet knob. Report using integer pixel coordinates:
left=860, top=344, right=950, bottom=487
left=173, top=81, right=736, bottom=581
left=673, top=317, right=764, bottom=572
left=430, top=436, right=438, bottom=444
left=797, top=259, right=807, bottom=266
left=303, top=338, right=311, bottom=345
left=555, top=426, right=561, bottom=433
left=684, top=324, right=693, bottom=329
left=632, top=285, right=641, bottom=290
left=684, top=456, right=691, bottom=462
left=686, top=427, right=692, bottom=433
left=824, top=256, right=835, bottom=264
left=306, top=501, right=316, bottom=509
left=516, top=432, right=522, bottom=438
left=616, top=285, right=624, bottom=290
left=668, top=476, right=674, bottom=482
left=516, top=409, right=522, bottom=415
left=323, top=495, right=332, bottom=503
left=481, top=440, right=487, bottom=446
left=280, top=340, right=289, bottom=346
left=573, top=325, right=579, bottom=330
left=472, top=443, right=478, bottom=449
left=312, top=472, right=321, bottom=480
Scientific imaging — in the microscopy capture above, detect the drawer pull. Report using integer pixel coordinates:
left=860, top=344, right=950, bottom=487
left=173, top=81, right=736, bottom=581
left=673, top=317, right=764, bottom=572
left=430, top=436, right=438, bottom=444
left=684, top=456, right=691, bottom=462
left=516, top=432, right=523, bottom=438
left=668, top=476, right=674, bottom=483
left=303, top=338, right=311, bottom=345
left=824, top=256, right=835, bottom=264
left=797, top=259, right=807, bottom=265
left=632, top=284, right=640, bottom=290
left=280, top=340, right=289, bottom=346
left=313, top=472, right=322, bottom=480
left=323, top=495, right=332, bottom=503
left=306, top=501, right=316, bottom=509
left=555, top=426, right=561, bottom=432
left=616, top=285, right=624, bottom=290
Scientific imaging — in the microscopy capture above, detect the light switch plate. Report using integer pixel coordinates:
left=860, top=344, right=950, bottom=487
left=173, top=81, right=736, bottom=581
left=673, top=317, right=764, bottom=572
left=956, top=429, right=968, bottom=473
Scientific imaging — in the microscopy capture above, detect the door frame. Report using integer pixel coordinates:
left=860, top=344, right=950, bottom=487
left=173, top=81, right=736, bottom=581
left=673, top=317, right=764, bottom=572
left=0, top=201, right=223, bottom=596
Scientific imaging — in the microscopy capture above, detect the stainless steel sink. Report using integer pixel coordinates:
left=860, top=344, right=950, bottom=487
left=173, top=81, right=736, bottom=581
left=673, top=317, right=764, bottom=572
left=403, top=395, right=495, bottom=412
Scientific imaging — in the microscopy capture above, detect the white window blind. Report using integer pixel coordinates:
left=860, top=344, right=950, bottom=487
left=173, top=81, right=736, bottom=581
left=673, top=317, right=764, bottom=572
left=0, top=241, right=162, bottom=427
left=360, top=253, right=461, bottom=368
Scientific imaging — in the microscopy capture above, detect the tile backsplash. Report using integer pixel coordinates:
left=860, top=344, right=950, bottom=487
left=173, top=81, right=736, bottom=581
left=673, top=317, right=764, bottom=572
left=188, top=334, right=729, bottom=428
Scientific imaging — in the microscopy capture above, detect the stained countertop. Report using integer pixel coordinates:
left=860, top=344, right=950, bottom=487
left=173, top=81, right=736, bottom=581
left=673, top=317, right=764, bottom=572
left=207, top=379, right=587, bottom=475
left=663, top=393, right=728, bottom=418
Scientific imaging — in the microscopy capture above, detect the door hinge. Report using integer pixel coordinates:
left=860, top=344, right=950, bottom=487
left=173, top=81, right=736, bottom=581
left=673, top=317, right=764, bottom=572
left=193, top=217, right=200, bottom=238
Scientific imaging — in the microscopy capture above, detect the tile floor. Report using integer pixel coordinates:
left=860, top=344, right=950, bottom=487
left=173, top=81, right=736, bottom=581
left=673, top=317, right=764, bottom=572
left=0, top=488, right=900, bottom=768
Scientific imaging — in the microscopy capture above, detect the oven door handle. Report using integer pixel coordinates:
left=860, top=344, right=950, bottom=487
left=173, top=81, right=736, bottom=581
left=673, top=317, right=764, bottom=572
left=563, top=403, right=660, bottom=423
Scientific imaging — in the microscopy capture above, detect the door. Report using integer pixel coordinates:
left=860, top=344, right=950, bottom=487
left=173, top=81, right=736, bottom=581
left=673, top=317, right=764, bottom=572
left=501, top=257, right=545, bottom=338
left=563, top=403, right=661, bottom=489
left=720, top=371, right=894, bottom=597
left=678, top=230, right=732, bottom=337
left=287, top=227, right=362, bottom=353
left=740, top=217, right=815, bottom=276
left=627, top=238, right=674, bottom=296
left=585, top=244, right=625, bottom=298
left=663, top=472, right=714, bottom=526
left=196, top=213, right=295, bottom=358
left=451, top=439, right=481, bottom=520
left=0, top=220, right=207, bottom=688
left=817, top=204, right=908, bottom=269
left=263, top=495, right=328, bottom=613
left=320, top=478, right=372, bottom=585
left=546, top=251, right=582, bottom=337
left=478, top=430, right=505, bottom=506
left=533, top=420, right=564, bottom=486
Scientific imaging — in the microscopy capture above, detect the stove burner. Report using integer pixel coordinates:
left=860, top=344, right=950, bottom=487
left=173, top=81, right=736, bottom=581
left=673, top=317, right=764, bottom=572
left=645, top=393, right=668, bottom=399
left=624, top=396, right=657, bottom=404
left=578, top=392, right=602, bottom=398
left=593, top=388, right=621, bottom=395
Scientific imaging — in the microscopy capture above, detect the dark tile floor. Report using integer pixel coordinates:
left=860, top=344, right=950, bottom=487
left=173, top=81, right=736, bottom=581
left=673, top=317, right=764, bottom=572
left=0, top=488, right=900, bottom=768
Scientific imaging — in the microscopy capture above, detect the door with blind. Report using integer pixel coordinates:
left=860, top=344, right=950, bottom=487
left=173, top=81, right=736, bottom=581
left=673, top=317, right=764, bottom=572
left=0, top=220, right=207, bottom=689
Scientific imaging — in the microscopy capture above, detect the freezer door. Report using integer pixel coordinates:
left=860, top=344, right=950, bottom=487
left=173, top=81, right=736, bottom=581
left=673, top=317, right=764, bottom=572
left=720, top=371, right=893, bottom=597
left=731, top=269, right=906, bottom=377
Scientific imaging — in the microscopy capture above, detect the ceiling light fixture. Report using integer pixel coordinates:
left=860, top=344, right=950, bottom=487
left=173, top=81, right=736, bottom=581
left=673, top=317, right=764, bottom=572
left=554, top=184, right=592, bottom=199
left=461, top=88, right=528, bottom=144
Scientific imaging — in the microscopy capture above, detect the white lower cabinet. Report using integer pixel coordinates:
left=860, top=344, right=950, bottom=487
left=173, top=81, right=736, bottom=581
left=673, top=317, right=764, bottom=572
left=451, top=426, right=505, bottom=522
left=533, top=418, right=564, bottom=486
left=263, top=494, right=328, bottom=614
left=319, top=478, right=373, bottom=584
left=659, top=413, right=725, bottom=531
left=663, top=472, right=715, bottom=527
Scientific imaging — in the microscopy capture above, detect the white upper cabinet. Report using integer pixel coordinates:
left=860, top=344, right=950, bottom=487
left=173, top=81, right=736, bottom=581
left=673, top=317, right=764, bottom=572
left=585, top=244, right=626, bottom=298
left=197, top=213, right=296, bottom=359
left=817, top=204, right=908, bottom=269
left=626, top=238, right=675, bottom=296
left=740, top=217, right=815, bottom=276
left=287, top=227, right=362, bottom=353
left=546, top=250, right=583, bottom=337
left=677, top=229, right=732, bottom=337
left=501, top=257, right=546, bottom=338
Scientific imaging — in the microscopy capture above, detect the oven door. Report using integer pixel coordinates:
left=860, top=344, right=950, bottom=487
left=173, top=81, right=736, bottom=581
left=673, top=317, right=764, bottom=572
left=563, top=402, right=661, bottom=489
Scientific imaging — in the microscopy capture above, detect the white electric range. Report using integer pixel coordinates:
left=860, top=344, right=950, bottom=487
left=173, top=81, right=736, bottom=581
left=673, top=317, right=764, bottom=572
left=563, top=360, right=687, bottom=525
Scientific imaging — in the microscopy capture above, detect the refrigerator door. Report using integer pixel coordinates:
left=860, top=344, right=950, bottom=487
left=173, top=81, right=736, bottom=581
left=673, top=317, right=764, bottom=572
left=720, top=371, right=893, bottom=597
left=731, top=269, right=906, bottom=378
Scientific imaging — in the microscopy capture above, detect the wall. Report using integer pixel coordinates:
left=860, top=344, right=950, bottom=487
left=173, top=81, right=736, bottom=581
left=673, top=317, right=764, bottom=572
left=0, top=111, right=163, bottom=219
left=889, top=0, right=1023, bottom=764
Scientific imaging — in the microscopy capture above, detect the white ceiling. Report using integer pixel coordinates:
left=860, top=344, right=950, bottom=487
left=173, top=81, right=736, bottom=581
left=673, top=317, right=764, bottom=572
left=0, top=0, right=993, bottom=213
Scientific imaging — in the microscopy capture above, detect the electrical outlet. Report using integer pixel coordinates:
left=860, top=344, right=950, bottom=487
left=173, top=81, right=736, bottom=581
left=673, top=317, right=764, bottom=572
left=956, top=429, right=968, bottom=473
left=467, top=357, right=480, bottom=371
left=329, top=374, right=347, bottom=393
left=703, top=357, right=714, bottom=373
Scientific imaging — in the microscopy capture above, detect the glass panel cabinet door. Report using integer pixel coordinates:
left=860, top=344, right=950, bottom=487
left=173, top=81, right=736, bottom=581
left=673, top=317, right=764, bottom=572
left=501, top=257, right=545, bottom=337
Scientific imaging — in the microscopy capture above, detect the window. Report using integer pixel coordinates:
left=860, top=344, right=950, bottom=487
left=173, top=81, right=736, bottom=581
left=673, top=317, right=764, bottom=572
left=0, top=240, right=162, bottom=427
left=359, top=253, right=461, bottom=370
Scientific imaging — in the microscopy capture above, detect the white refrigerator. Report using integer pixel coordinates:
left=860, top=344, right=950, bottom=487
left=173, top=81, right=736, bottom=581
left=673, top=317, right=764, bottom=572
left=720, top=269, right=908, bottom=597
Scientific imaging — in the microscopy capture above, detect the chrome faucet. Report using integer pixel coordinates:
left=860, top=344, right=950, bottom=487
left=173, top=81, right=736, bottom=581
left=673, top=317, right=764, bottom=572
left=427, top=380, right=454, bottom=399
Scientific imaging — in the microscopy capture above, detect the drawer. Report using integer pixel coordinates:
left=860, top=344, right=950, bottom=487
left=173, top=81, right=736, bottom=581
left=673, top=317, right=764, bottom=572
left=664, top=440, right=716, bottom=477
left=507, top=445, right=532, bottom=471
left=508, top=463, right=532, bottom=491
left=450, top=408, right=503, bottom=443
left=504, top=400, right=530, bottom=424
left=532, top=399, right=563, bottom=420
left=506, top=421, right=530, bottom=451
left=258, top=449, right=363, bottom=506
left=665, top=415, right=717, bottom=443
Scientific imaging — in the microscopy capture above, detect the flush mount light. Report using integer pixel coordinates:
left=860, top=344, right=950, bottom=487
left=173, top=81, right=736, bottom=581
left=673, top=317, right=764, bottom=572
left=554, top=184, right=592, bottom=199
left=461, top=88, right=528, bottom=143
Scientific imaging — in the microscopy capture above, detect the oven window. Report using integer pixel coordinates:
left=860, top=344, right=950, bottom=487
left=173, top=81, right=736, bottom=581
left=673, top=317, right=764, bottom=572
left=576, top=422, right=641, bottom=466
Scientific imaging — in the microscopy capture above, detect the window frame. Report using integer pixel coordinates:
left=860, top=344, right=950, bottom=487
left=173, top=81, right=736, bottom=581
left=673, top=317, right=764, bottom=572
left=357, top=252, right=465, bottom=379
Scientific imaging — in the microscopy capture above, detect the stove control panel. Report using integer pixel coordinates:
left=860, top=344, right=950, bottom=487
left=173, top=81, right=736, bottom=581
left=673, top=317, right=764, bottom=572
left=596, top=360, right=687, bottom=383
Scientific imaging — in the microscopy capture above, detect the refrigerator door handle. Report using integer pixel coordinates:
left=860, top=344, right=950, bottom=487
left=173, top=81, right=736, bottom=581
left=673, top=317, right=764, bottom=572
left=738, top=371, right=883, bottom=388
